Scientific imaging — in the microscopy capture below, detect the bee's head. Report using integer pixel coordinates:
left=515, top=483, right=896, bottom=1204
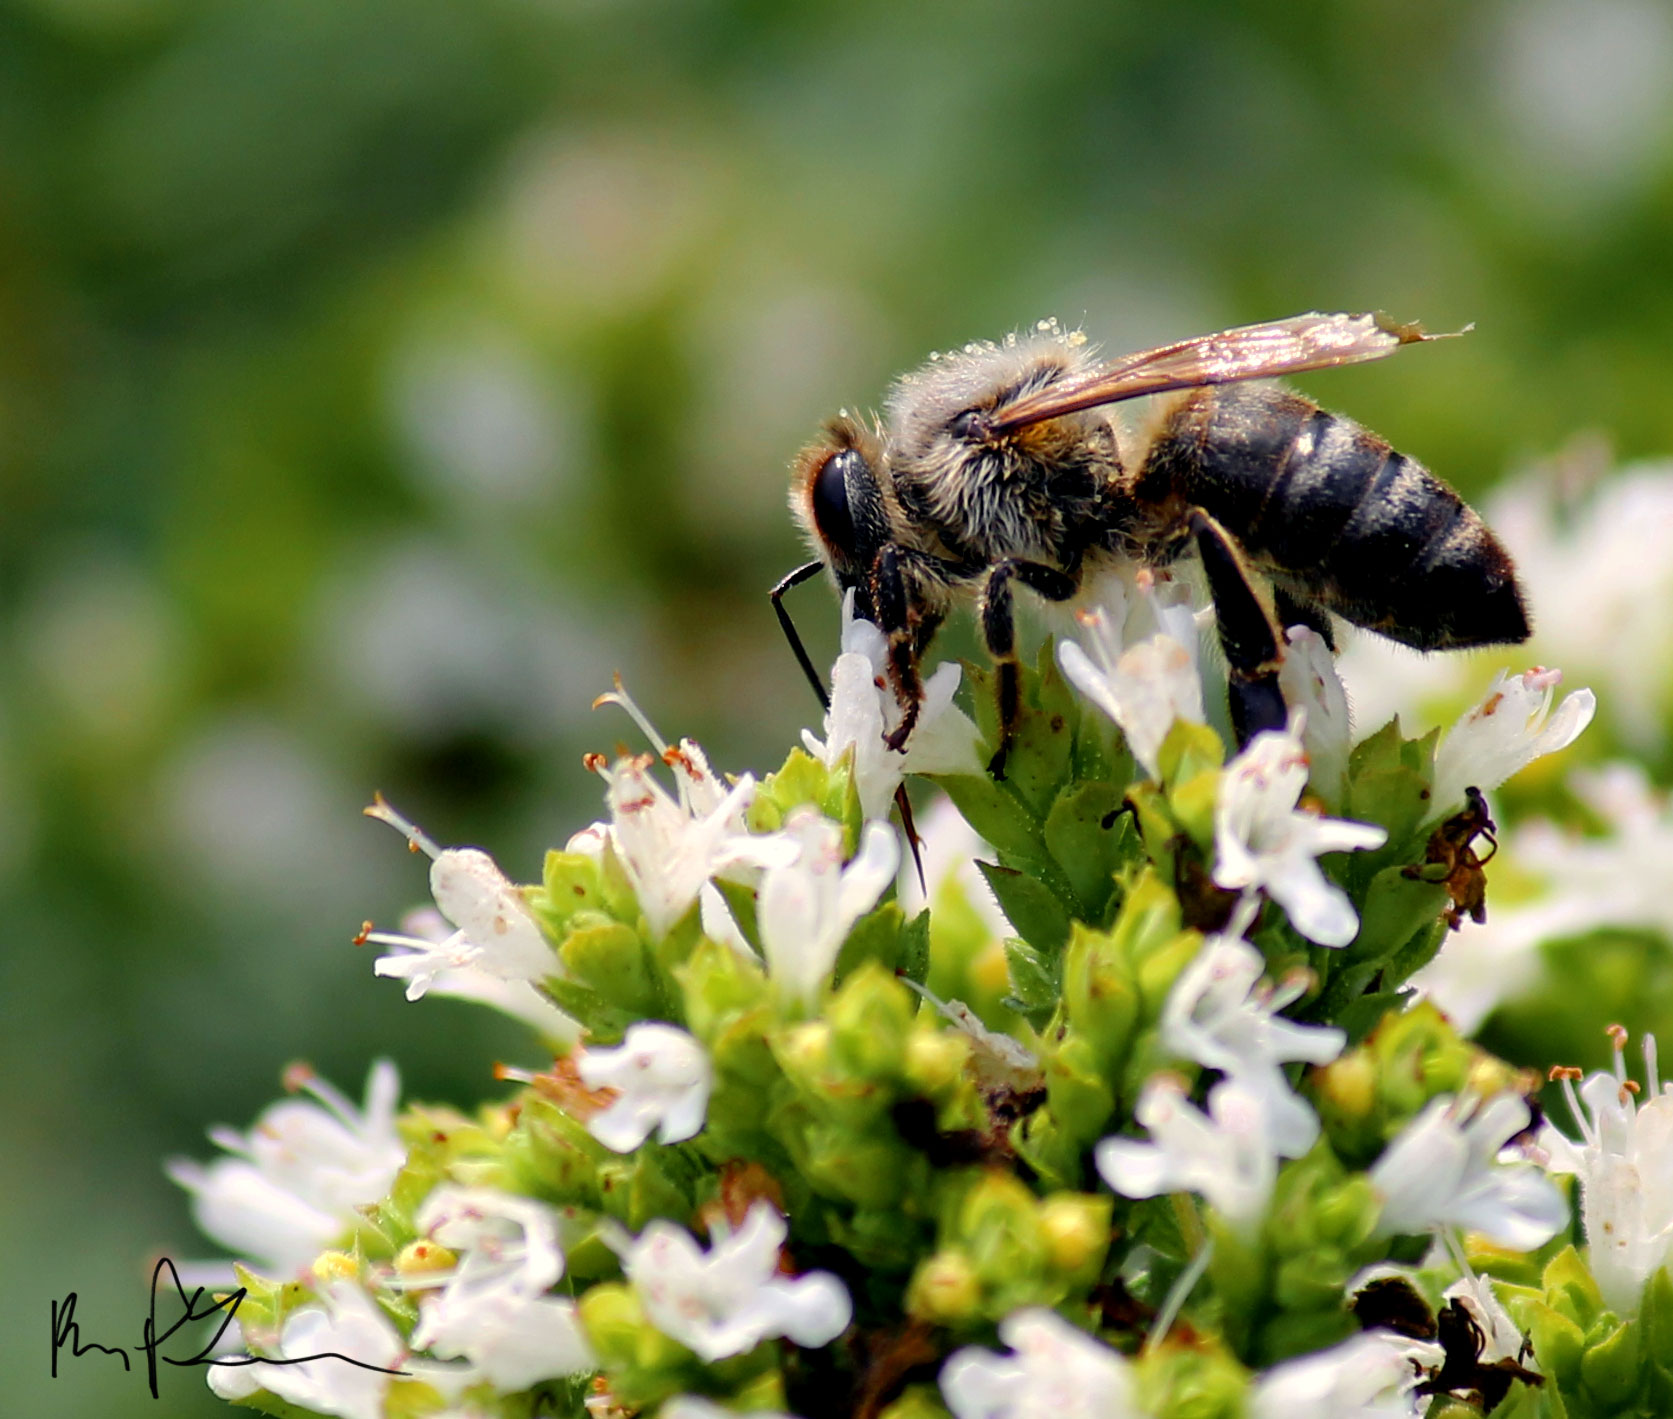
left=790, top=416, right=889, bottom=616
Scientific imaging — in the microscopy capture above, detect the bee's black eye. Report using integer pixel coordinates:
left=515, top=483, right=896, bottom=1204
left=810, top=448, right=861, bottom=559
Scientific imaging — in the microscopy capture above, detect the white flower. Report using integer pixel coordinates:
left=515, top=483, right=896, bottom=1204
left=1248, top=1329, right=1434, bottom=1419
left=1483, top=460, right=1673, bottom=749
left=757, top=807, right=899, bottom=1006
left=1517, top=763, right=1673, bottom=942
left=1160, top=909, right=1345, bottom=1155
left=364, top=798, right=557, bottom=998
left=1057, top=576, right=1204, bottom=779
left=594, top=753, right=793, bottom=939
left=802, top=590, right=981, bottom=820
left=1428, top=666, right=1595, bottom=823
left=939, top=1307, right=1141, bottom=1419
left=1543, top=1028, right=1673, bottom=1315
left=608, top=1201, right=852, bottom=1362
left=1095, top=1075, right=1302, bottom=1235
left=167, top=1061, right=405, bottom=1281
left=405, top=1185, right=595, bottom=1390
left=369, top=906, right=579, bottom=1042
left=207, top=1282, right=407, bottom=1419
left=1369, top=1093, right=1567, bottom=1250
left=576, top=1022, right=713, bottom=1152
left=1276, top=625, right=1351, bottom=808
left=1410, top=763, right=1673, bottom=1033
left=1212, top=711, right=1387, bottom=947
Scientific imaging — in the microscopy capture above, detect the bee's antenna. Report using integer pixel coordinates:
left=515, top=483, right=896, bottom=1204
left=769, top=561, right=830, bottom=709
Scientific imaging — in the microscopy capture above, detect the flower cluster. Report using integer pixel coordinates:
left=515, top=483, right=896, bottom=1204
left=170, top=558, right=1673, bottom=1419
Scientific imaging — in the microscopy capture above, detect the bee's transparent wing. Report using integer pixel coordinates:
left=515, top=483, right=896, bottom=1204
left=988, top=311, right=1464, bottom=432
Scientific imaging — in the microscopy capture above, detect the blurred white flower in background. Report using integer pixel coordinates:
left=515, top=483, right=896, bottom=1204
left=208, top=1281, right=406, bottom=1418
left=1369, top=1093, right=1566, bottom=1249
left=168, top=1061, right=405, bottom=1283
left=940, top=1307, right=1140, bottom=1419
left=1414, top=764, right=1673, bottom=1032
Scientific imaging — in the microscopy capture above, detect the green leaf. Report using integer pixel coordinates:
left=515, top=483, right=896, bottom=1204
left=899, top=907, right=932, bottom=986
left=835, top=900, right=911, bottom=985
left=981, top=862, right=1072, bottom=956
left=713, top=877, right=762, bottom=953
left=1579, top=1315, right=1639, bottom=1409
left=1001, top=933, right=1060, bottom=1017
left=558, top=920, right=661, bottom=1026
left=935, top=772, right=1051, bottom=866
left=1042, top=778, right=1129, bottom=923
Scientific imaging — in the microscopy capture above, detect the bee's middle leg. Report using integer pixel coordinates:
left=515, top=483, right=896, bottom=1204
left=1188, top=509, right=1288, bottom=743
left=981, top=559, right=1080, bottom=779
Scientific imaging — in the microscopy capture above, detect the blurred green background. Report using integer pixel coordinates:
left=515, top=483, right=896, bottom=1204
left=6, top=0, right=1673, bottom=1412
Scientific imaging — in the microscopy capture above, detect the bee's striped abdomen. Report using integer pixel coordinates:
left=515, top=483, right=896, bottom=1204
left=1142, top=383, right=1528, bottom=650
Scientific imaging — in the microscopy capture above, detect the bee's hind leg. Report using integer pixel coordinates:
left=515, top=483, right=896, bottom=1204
left=980, top=559, right=1080, bottom=779
left=1189, top=510, right=1288, bottom=744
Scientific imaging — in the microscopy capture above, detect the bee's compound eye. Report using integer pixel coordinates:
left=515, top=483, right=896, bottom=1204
left=810, top=447, right=862, bottom=560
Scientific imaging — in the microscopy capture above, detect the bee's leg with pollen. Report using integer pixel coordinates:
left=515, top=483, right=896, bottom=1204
left=980, top=559, right=1080, bottom=779
left=1188, top=509, right=1288, bottom=743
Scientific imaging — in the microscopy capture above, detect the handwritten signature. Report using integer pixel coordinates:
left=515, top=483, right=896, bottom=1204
left=49, top=1258, right=409, bottom=1399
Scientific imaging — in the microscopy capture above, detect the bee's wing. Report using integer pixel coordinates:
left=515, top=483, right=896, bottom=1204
left=988, top=311, right=1464, bottom=433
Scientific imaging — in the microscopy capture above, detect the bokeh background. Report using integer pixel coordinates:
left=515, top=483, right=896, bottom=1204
left=7, top=0, right=1673, bottom=1413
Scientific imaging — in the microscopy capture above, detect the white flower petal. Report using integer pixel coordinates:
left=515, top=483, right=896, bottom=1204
left=577, top=1023, right=713, bottom=1152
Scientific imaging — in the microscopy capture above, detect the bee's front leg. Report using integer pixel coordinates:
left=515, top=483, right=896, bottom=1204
left=980, top=559, right=1080, bottom=779
left=872, top=545, right=928, bottom=753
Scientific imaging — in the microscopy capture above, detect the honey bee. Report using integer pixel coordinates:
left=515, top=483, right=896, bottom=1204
left=775, top=312, right=1528, bottom=777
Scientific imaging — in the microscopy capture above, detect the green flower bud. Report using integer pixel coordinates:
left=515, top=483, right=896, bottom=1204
left=1543, top=1244, right=1605, bottom=1330
left=774, top=1021, right=835, bottom=1094
left=799, top=1125, right=918, bottom=1208
left=1168, top=767, right=1221, bottom=851
left=1039, top=1192, right=1113, bottom=1284
left=1062, top=922, right=1140, bottom=1072
left=903, top=1027, right=972, bottom=1098
left=309, top=1250, right=360, bottom=1285
left=559, top=919, right=660, bottom=1022
left=392, top=1239, right=455, bottom=1277
left=907, top=1249, right=984, bottom=1323
left=1139, top=1342, right=1248, bottom=1419
left=1042, top=1032, right=1118, bottom=1148
left=533, top=849, right=610, bottom=934
left=1579, top=1312, right=1639, bottom=1410
left=960, top=1171, right=1046, bottom=1290
left=1158, top=719, right=1226, bottom=789
left=578, top=1282, right=694, bottom=1404
left=675, top=937, right=769, bottom=1046
left=829, top=962, right=916, bottom=1079
left=877, top=1384, right=955, bottom=1419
